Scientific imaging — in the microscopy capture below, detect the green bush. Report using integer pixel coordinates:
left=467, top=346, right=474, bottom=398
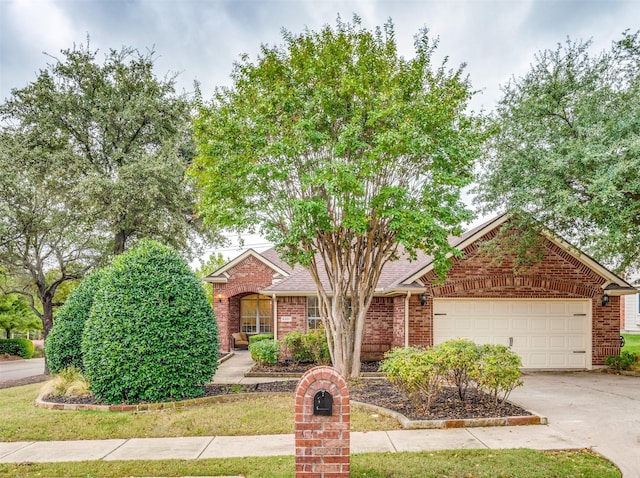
left=380, top=346, right=443, bottom=412
left=45, top=270, right=105, bottom=373
left=605, top=350, right=638, bottom=371
left=0, top=339, right=19, bottom=356
left=284, top=332, right=313, bottom=364
left=249, top=339, right=280, bottom=365
left=0, top=338, right=34, bottom=358
left=476, top=344, right=523, bottom=404
left=305, top=330, right=331, bottom=365
left=432, top=338, right=481, bottom=400
left=249, top=333, right=274, bottom=345
left=82, top=240, right=219, bottom=404
left=283, top=330, right=330, bottom=365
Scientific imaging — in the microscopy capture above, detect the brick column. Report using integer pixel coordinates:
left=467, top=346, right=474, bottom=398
left=295, top=366, right=350, bottom=477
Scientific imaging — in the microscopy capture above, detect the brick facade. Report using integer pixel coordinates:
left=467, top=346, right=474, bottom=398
left=419, top=229, right=620, bottom=365
left=212, top=255, right=276, bottom=352
left=209, top=221, right=625, bottom=367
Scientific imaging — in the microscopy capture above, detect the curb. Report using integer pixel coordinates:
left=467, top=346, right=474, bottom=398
left=351, top=400, right=546, bottom=429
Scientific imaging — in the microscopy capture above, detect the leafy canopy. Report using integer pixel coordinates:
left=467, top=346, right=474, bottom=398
left=191, top=16, right=483, bottom=378
left=1, top=40, right=206, bottom=257
left=476, top=31, right=640, bottom=272
left=192, top=18, right=481, bottom=274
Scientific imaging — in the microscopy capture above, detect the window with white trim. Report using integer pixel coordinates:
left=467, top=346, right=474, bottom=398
left=240, top=294, right=272, bottom=334
left=307, top=296, right=323, bottom=330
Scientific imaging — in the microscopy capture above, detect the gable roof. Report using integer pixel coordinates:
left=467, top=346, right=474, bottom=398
left=209, top=215, right=636, bottom=294
left=400, top=214, right=635, bottom=293
left=203, top=248, right=292, bottom=283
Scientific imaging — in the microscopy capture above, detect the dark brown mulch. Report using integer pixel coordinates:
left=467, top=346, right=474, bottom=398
left=43, top=378, right=530, bottom=421
left=251, top=361, right=381, bottom=374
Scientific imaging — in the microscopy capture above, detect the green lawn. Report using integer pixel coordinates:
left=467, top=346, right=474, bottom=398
left=622, top=333, right=640, bottom=356
left=0, top=383, right=399, bottom=441
left=0, top=383, right=622, bottom=477
left=0, top=450, right=621, bottom=478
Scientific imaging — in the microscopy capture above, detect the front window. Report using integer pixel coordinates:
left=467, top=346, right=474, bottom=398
left=240, top=294, right=272, bottom=334
left=307, top=296, right=323, bottom=330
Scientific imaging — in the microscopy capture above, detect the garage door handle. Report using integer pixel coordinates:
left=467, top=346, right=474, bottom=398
left=509, top=337, right=513, bottom=347
left=573, top=351, right=586, bottom=354
left=434, top=313, right=447, bottom=316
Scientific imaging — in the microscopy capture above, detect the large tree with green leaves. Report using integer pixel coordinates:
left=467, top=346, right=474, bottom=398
left=476, top=31, right=640, bottom=272
left=191, top=17, right=483, bottom=378
left=1, top=41, right=204, bottom=256
left=0, top=130, right=99, bottom=341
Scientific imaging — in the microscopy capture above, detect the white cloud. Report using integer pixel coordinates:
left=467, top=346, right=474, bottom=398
left=7, top=0, right=75, bottom=54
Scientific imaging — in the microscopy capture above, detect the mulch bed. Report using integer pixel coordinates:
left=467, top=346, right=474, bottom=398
left=40, top=360, right=530, bottom=421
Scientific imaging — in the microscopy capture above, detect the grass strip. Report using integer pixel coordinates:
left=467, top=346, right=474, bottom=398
left=0, top=449, right=620, bottom=477
left=622, top=333, right=640, bottom=356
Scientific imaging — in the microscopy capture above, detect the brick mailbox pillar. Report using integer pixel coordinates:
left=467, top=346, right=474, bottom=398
left=295, top=366, right=350, bottom=477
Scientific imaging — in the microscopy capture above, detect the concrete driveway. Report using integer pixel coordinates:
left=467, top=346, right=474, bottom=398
left=510, top=371, right=640, bottom=478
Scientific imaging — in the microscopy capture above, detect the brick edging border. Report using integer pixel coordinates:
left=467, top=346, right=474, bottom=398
left=34, top=391, right=546, bottom=429
left=34, top=391, right=289, bottom=412
left=351, top=400, right=547, bottom=429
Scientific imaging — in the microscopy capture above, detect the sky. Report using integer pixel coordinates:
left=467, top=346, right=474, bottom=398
left=1, top=0, right=639, bottom=260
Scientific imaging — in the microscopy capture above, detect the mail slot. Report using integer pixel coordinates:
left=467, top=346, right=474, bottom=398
left=313, top=390, right=333, bottom=416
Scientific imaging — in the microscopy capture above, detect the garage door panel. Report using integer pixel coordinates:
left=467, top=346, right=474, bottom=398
left=531, top=318, right=547, bottom=330
left=494, top=318, right=509, bottom=330
left=512, top=318, right=528, bottom=330
left=433, top=299, right=590, bottom=369
left=567, top=318, right=585, bottom=331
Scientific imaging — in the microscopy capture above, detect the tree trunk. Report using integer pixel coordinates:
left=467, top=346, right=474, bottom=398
left=113, top=230, right=127, bottom=255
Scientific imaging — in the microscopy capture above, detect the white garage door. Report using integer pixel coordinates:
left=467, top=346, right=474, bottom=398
left=433, top=299, right=591, bottom=369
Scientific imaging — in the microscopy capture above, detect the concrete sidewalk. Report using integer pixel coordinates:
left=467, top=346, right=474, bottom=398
left=0, top=352, right=610, bottom=472
left=0, top=426, right=587, bottom=463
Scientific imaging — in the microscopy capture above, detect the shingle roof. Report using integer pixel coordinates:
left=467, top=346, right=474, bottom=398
left=209, top=213, right=634, bottom=295
left=262, top=216, right=509, bottom=294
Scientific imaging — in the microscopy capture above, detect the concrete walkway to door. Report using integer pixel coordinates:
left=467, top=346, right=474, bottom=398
left=510, top=371, right=640, bottom=478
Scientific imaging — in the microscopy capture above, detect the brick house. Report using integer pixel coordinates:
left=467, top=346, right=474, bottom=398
left=205, top=215, right=635, bottom=368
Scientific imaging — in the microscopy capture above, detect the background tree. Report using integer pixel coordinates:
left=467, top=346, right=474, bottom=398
left=475, top=31, right=640, bottom=273
left=194, top=252, right=227, bottom=304
left=191, top=17, right=483, bottom=378
left=0, top=292, right=41, bottom=338
left=1, top=41, right=208, bottom=257
left=0, top=131, right=99, bottom=341
left=0, top=41, right=220, bottom=344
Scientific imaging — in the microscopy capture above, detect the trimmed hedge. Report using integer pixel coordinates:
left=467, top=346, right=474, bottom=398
left=82, top=240, right=219, bottom=404
left=45, top=270, right=106, bottom=373
left=0, top=338, right=34, bottom=359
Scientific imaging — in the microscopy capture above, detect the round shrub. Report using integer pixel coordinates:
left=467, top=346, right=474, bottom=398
left=249, top=339, right=280, bottom=365
left=45, top=270, right=105, bottom=373
left=0, top=338, right=34, bottom=358
left=82, top=240, right=219, bottom=404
